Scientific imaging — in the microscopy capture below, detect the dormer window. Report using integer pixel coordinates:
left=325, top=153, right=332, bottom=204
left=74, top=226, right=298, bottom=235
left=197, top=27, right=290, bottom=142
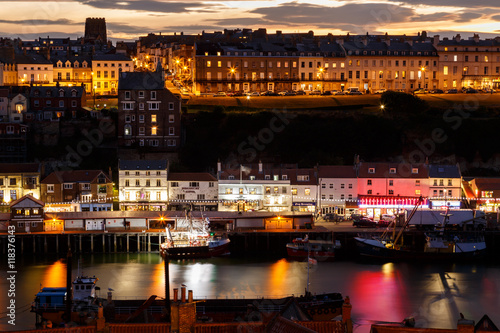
left=228, top=175, right=235, bottom=180
left=249, top=176, right=255, bottom=180
left=389, top=168, right=396, bottom=174
left=412, top=168, right=418, bottom=174
left=368, top=168, right=375, bottom=174
left=265, top=175, right=270, bottom=180
left=59, top=89, right=64, bottom=97
left=46, top=90, right=52, bottom=97
left=282, top=175, right=288, bottom=180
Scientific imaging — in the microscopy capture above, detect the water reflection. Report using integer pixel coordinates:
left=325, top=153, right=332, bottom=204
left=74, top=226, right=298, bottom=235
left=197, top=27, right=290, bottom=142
left=2, top=255, right=500, bottom=333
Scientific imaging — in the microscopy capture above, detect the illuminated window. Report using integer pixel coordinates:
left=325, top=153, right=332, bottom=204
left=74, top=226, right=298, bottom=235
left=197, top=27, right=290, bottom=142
left=415, top=190, right=421, bottom=195
left=225, top=188, right=232, bottom=194
left=151, top=127, right=157, bottom=135
left=305, top=188, right=310, bottom=196
left=151, top=114, right=157, bottom=123
left=207, top=61, right=211, bottom=67
left=291, top=188, right=297, bottom=195
left=389, top=168, right=396, bottom=174
left=368, top=168, right=375, bottom=173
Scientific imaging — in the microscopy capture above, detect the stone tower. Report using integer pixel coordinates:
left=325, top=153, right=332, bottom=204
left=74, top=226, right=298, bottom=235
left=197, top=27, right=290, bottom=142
left=84, top=17, right=107, bottom=44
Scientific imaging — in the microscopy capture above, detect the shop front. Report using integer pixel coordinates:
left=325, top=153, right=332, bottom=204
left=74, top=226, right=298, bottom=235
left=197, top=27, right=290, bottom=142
left=292, top=201, right=316, bottom=213
left=358, top=195, right=429, bottom=220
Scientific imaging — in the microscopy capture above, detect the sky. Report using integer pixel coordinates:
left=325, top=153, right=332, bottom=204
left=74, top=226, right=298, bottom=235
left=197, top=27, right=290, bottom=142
left=1, top=0, right=499, bottom=42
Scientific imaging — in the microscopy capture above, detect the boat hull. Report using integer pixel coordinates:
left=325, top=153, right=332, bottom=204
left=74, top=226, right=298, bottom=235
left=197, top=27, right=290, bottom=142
left=162, top=240, right=230, bottom=259
left=286, top=247, right=335, bottom=261
left=354, top=237, right=487, bottom=261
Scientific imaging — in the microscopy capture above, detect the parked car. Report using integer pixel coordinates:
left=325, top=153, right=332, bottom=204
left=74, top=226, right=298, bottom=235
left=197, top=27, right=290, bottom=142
left=246, top=91, right=260, bottom=96
left=334, top=91, right=345, bottom=95
left=284, top=90, right=297, bottom=96
left=374, top=89, right=387, bottom=94
left=309, top=90, right=321, bottom=95
left=213, top=91, right=227, bottom=97
left=483, top=88, right=497, bottom=93
left=465, top=88, right=478, bottom=94
left=321, top=90, right=333, bottom=96
left=430, top=89, right=444, bottom=94
left=353, top=217, right=377, bottom=228
left=262, top=91, right=279, bottom=96
left=413, top=89, right=427, bottom=94
left=295, top=90, right=307, bottom=95
left=446, top=89, right=458, bottom=94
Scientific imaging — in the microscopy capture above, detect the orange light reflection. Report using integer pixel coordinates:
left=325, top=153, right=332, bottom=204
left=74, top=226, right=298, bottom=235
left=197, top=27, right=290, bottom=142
left=146, top=263, right=165, bottom=297
left=41, top=259, right=67, bottom=288
left=267, top=258, right=290, bottom=297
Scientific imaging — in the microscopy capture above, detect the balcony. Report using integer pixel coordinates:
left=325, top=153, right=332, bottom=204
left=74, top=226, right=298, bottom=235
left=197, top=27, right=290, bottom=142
left=23, top=184, right=37, bottom=190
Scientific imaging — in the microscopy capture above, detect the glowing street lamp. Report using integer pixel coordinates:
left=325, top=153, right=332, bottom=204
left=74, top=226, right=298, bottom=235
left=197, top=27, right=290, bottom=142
left=93, top=85, right=97, bottom=110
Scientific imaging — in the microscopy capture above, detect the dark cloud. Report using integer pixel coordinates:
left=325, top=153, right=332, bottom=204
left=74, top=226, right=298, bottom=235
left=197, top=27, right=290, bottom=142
left=381, top=0, right=500, bottom=7
left=208, top=2, right=415, bottom=34
left=107, top=22, right=151, bottom=35
left=0, top=18, right=78, bottom=25
left=75, top=0, right=218, bottom=13
left=490, top=15, right=500, bottom=21
left=454, top=12, right=483, bottom=22
left=410, top=12, right=484, bottom=23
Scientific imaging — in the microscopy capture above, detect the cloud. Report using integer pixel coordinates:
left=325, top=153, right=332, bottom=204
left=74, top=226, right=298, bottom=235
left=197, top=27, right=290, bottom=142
left=490, top=14, right=500, bottom=21
left=382, top=0, right=500, bottom=7
left=210, top=2, right=415, bottom=34
left=75, top=0, right=219, bottom=13
left=454, top=12, right=483, bottom=22
left=410, top=11, right=484, bottom=23
left=0, top=18, right=78, bottom=25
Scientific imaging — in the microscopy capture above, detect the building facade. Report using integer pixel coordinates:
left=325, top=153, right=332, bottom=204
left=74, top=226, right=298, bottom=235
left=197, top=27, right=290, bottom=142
left=0, top=163, right=41, bottom=207
left=118, top=159, right=168, bottom=211
left=41, top=170, right=113, bottom=212
left=167, top=172, right=218, bottom=211
left=117, top=68, right=182, bottom=151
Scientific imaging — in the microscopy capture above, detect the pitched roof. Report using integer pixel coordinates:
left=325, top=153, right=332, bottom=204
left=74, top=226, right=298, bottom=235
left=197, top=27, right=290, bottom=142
left=358, top=163, right=428, bottom=178
left=10, top=194, right=45, bottom=208
left=168, top=173, right=217, bottom=182
left=41, top=170, right=110, bottom=184
left=428, top=164, right=461, bottom=178
left=472, top=178, right=500, bottom=191
left=318, top=165, right=357, bottom=178
left=119, top=159, right=168, bottom=171
left=118, top=71, right=164, bottom=90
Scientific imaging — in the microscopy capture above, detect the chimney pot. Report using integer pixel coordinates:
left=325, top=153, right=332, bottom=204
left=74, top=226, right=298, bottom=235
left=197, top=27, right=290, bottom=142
left=188, top=290, right=193, bottom=303
left=173, top=288, right=178, bottom=302
left=181, top=286, right=186, bottom=302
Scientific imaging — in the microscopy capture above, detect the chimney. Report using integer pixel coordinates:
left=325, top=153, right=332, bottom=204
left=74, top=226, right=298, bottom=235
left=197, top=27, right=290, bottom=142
left=188, top=290, right=193, bottom=303
left=455, top=34, right=461, bottom=43
left=181, top=286, right=186, bottom=302
left=173, top=288, right=178, bottom=302
left=433, top=35, right=440, bottom=46
left=107, top=291, right=113, bottom=303
left=473, top=34, right=479, bottom=43
left=457, top=318, right=475, bottom=333
left=258, top=160, right=263, bottom=173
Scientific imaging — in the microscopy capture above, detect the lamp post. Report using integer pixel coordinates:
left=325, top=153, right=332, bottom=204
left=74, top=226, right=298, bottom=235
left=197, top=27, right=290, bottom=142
left=317, top=67, right=325, bottom=93
left=246, top=95, right=250, bottom=111
left=420, top=67, right=426, bottom=90
left=93, top=85, right=97, bottom=110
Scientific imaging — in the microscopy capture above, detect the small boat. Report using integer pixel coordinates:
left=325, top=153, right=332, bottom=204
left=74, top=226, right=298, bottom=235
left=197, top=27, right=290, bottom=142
left=286, top=235, right=341, bottom=261
left=355, top=197, right=487, bottom=261
left=160, top=213, right=230, bottom=259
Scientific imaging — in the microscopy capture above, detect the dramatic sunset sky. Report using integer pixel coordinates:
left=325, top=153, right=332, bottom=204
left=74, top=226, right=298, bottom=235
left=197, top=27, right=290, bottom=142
left=1, top=0, right=499, bottom=41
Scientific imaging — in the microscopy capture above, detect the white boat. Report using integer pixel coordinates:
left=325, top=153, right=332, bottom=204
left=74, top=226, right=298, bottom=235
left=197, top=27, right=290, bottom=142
left=160, top=213, right=230, bottom=259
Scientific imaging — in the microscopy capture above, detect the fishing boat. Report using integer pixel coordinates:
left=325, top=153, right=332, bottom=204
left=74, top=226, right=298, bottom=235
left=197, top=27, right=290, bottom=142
left=354, top=197, right=487, bottom=261
left=160, top=213, right=230, bottom=259
left=286, top=235, right=341, bottom=261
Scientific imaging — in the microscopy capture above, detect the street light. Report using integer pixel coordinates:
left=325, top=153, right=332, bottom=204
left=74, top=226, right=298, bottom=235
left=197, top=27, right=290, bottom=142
left=246, top=95, right=250, bottom=111
left=93, top=85, right=97, bottom=110
left=420, top=66, right=426, bottom=90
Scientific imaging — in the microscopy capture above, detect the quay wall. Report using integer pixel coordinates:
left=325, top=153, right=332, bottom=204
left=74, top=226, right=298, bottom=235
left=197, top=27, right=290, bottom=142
left=1, top=230, right=499, bottom=260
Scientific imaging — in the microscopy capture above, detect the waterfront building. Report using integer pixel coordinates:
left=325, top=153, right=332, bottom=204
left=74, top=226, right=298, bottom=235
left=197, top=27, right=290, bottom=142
left=357, top=162, right=430, bottom=219
left=41, top=170, right=113, bottom=212
left=118, top=159, right=168, bottom=211
left=217, top=162, right=293, bottom=212
left=428, top=164, right=462, bottom=208
left=117, top=65, right=182, bottom=151
left=286, top=168, right=318, bottom=213
left=6, top=87, right=29, bottom=122
left=463, top=177, right=500, bottom=213
left=0, top=163, right=41, bottom=206
left=9, top=194, right=45, bottom=232
left=318, top=165, right=359, bottom=217
left=167, top=172, right=218, bottom=211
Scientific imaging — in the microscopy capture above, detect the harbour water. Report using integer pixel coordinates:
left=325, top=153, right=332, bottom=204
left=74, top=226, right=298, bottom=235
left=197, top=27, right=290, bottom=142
left=1, top=253, right=500, bottom=332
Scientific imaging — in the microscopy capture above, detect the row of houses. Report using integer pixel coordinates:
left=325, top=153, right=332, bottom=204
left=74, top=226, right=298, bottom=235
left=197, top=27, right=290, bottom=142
left=136, top=29, right=500, bottom=94
left=2, top=28, right=500, bottom=98
left=2, top=160, right=499, bottom=222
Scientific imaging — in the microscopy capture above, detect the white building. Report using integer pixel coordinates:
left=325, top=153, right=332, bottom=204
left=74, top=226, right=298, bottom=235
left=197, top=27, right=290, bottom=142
left=118, top=159, right=168, bottom=211
left=167, top=172, right=218, bottom=211
left=318, top=165, right=358, bottom=217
